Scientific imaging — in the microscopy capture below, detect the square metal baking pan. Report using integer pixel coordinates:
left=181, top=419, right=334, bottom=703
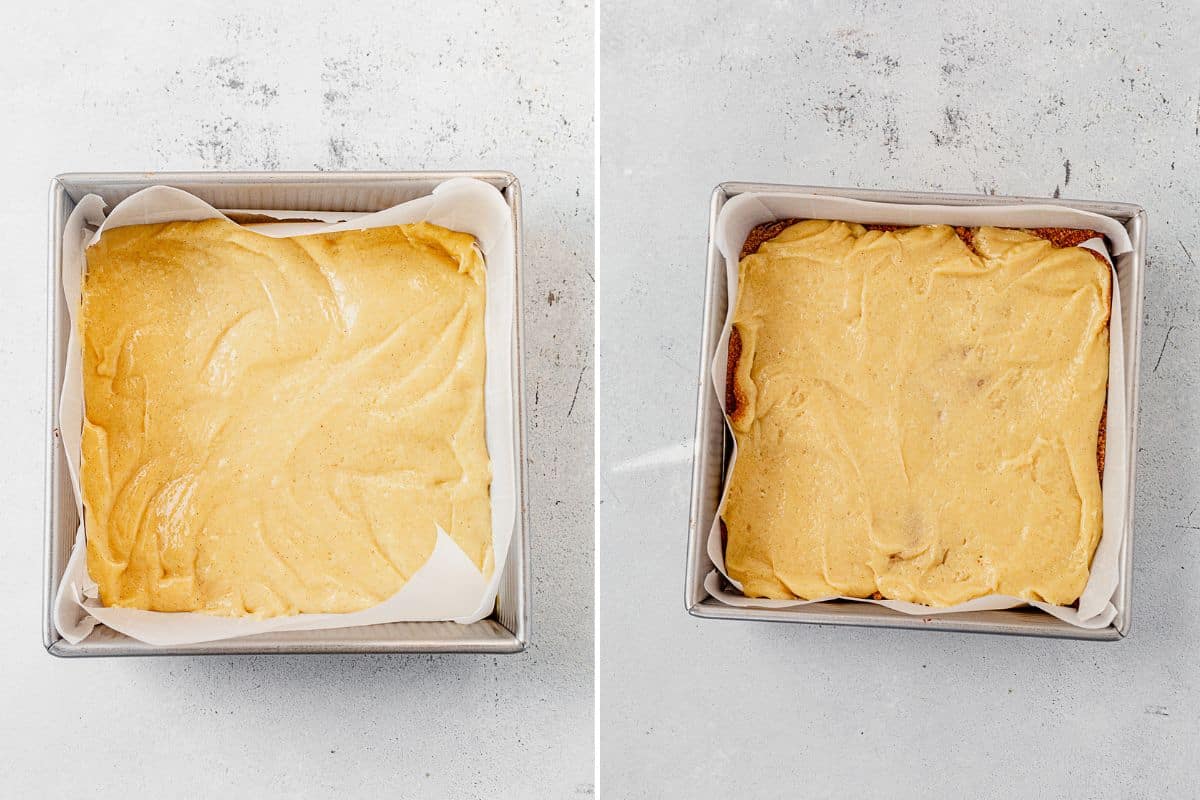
left=44, top=171, right=530, bottom=656
left=686, top=182, right=1145, bottom=640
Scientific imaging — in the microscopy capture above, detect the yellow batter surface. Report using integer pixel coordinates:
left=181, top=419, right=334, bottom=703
left=723, top=221, right=1110, bottom=606
left=81, top=219, right=492, bottom=616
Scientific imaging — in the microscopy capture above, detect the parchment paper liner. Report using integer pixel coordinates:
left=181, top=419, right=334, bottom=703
left=704, top=193, right=1130, bottom=629
left=54, top=177, right=517, bottom=645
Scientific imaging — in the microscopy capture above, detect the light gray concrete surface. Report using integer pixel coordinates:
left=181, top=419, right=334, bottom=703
left=598, top=1, right=1199, bottom=797
left=3, top=2, right=593, bottom=798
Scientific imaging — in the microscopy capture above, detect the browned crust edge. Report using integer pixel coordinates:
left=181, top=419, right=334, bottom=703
left=738, top=220, right=1105, bottom=259
left=222, top=212, right=329, bottom=225
left=725, top=325, right=745, bottom=422
left=728, top=219, right=1110, bottom=481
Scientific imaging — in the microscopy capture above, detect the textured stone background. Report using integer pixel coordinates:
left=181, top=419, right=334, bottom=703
left=598, top=0, right=1199, bottom=796
left=2, top=2, right=593, bottom=797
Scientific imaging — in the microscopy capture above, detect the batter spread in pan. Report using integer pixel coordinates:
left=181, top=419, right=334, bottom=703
left=723, top=220, right=1110, bottom=606
left=81, top=219, right=491, bottom=616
